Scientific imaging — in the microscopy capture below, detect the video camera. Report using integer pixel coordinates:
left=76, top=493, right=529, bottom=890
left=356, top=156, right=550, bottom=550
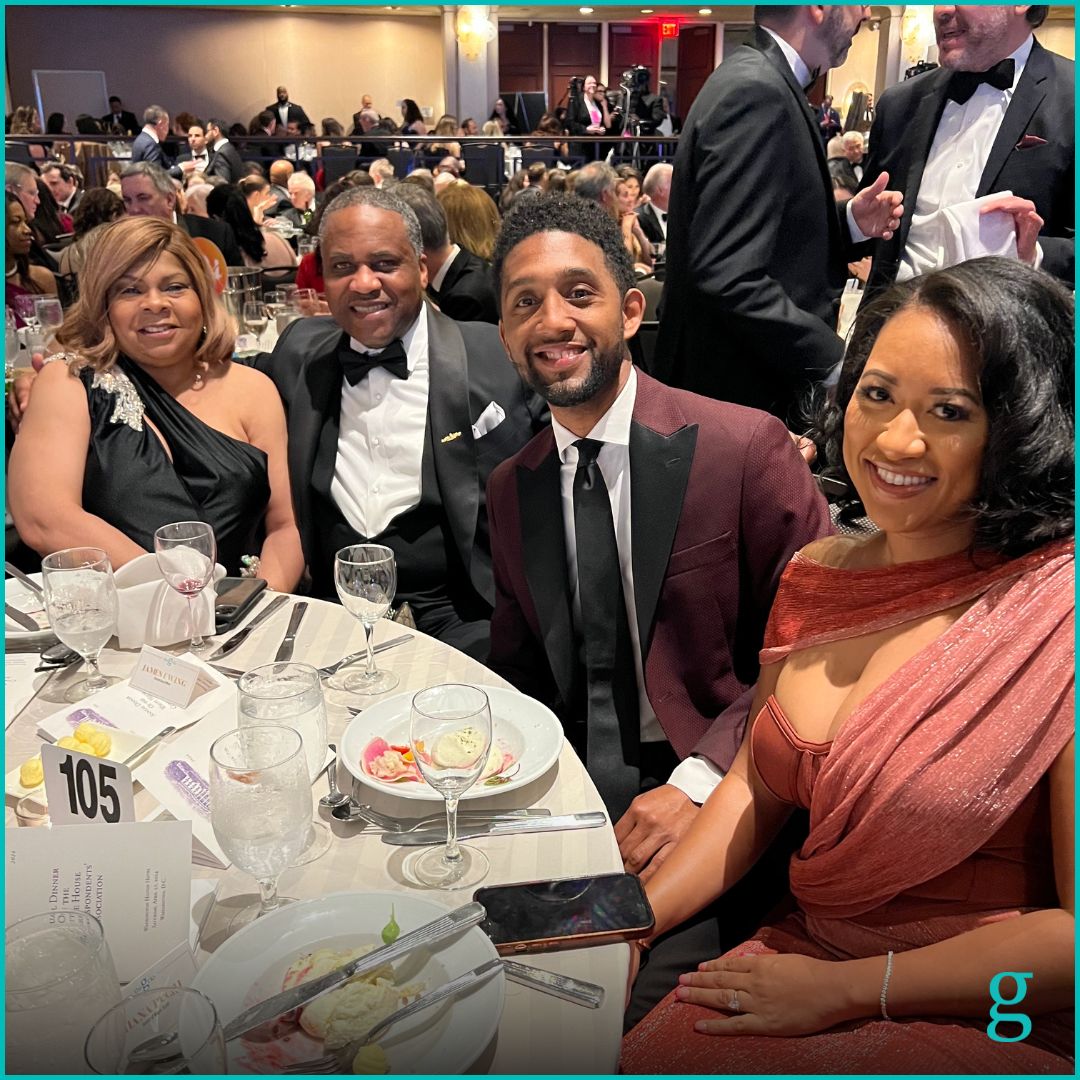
left=617, top=65, right=664, bottom=134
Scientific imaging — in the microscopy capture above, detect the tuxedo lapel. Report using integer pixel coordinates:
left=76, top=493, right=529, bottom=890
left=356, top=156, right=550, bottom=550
left=629, top=419, right=696, bottom=666
left=296, top=335, right=346, bottom=519
left=896, top=75, right=951, bottom=253
left=516, top=446, right=576, bottom=705
left=977, top=43, right=1049, bottom=198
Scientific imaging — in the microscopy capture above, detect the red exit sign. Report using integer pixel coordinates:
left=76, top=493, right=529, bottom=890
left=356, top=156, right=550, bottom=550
left=660, top=21, right=679, bottom=38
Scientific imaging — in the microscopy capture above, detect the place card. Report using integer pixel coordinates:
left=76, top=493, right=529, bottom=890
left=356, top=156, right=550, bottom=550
left=5, top=819, right=193, bottom=981
left=129, top=646, right=206, bottom=707
left=123, top=940, right=197, bottom=997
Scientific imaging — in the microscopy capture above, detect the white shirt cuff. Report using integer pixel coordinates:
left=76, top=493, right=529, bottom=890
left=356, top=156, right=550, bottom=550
left=666, top=754, right=726, bottom=805
left=1033, top=240, right=1044, bottom=271
left=846, top=199, right=871, bottom=244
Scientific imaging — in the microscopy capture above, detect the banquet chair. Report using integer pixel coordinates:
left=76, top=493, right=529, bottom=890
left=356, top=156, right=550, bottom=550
left=461, top=143, right=503, bottom=200
left=387, top=148, right=414, bottom=179
left=321, top=147, right=358, bottom=185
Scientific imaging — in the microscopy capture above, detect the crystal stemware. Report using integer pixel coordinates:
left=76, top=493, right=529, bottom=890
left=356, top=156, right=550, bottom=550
left=403, top=684, right=492, bottom=890
left=333, top=544, right=399, bottom=695
left=40, top=547, right=120, bottom=702
left=154, top=521, right=217, bottom=649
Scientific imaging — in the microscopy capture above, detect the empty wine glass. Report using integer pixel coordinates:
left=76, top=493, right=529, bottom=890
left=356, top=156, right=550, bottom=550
left=10, top=294, right=39, bottom=331
left=209, top=724, right=310, bottom=933
left=84, top=987, right=225, bottom=1075
left=33, top=297, right=63, bottom=336
left=154, top=521, right=217, bottom=649
left=6, top=910, right=122, bottom=1074
left=403, top=684, right=492, bottom=890
left=292, top=287, right=318, bottom=315
left=41, top=547, right=120, bottom=702
left=238, top=662, right=331, bottom=865
left=243, top=300, right=268, bottom=347
left=333, top=544, right=399, bottom=695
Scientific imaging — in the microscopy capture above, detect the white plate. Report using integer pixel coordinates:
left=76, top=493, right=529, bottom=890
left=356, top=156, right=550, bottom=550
left=5, top=573, right=52, bottom=647
left=191, top=891, right=504, bottom=1075
left=342, top=685, right=563, bottom=802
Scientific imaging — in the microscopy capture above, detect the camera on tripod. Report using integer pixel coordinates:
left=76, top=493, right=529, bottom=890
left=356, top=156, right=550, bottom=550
left=568, top=76, right=586, bottom=98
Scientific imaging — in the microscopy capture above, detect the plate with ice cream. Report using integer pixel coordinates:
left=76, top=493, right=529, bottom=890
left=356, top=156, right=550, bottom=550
left=341, top=685, right=563, bottom=802
left=190, top=890, right=504, bottom=1074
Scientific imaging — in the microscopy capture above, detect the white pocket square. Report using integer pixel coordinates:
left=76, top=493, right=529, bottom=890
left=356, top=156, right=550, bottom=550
left=471, top=400, right=506, bottom=439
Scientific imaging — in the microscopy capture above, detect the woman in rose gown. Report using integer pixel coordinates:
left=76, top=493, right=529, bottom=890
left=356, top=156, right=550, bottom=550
left=622, top=257, right=1074, bottom=1074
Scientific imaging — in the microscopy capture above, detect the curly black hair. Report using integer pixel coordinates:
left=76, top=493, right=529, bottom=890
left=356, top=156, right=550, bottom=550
left=492, top=192, right=636, bottom=301
left=816, top=257, right=1074, bottom=557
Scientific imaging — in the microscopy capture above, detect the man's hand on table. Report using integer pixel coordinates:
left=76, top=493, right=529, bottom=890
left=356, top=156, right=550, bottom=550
left=615, top=784, right=699, bottom=883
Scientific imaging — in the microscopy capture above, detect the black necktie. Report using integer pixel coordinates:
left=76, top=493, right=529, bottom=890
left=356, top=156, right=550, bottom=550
left=340, top=339, right=408, bottom=385
left=572, top=439, right=640, bottom=819
left=947, top=58, right=1015, bottom=105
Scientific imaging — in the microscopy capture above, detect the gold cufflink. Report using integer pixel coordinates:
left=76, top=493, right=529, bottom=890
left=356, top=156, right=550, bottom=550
left=441, top=431, right=462, bottom=443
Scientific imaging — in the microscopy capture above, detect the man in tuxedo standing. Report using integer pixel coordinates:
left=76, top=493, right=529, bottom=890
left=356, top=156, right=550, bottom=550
left=266, top=86, right=310, bottom=132
left=487, top=195, right=830, bottom=1021
left=176, top=122, right=211, bottom=177
left=204, top=118, right=244, bottom=183
left=130, top=106, right=174, bottom=169
left=855, top=4, right=1073, bottom=292
left=653, top=5, right=904, bottom=427
left=256, top=187, right=545, bottom=658
left=100, top=95, right=138, bottom=136
left=816, top=92, right=842, bottom=142
left=636, top=162, right=671, bottom=246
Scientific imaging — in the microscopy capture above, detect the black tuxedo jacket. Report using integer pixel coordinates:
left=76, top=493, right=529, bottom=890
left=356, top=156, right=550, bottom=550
left=636, top=203, right=666, bottom=245
left=101, top=110, right=138, bottom=136
left=177, top=213, right=242, bottom=269
left=653, top=26, right=848, bottom=427
left=206, top=141, right=244, bottom=184
left=255, top=307, right=547, bottom=607
left=828, top=156, right=860, bottom=194
left=268, top=102, right=310, bottom=128
left=130, top=131, right=173, bottom=169
left=861, top=39, right=1074, bottom=292
left=428, top=249, right=498, bottom=325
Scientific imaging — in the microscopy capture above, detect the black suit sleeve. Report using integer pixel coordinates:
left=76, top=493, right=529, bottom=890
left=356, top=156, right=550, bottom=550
left=684, top=78, right=844, bottom=378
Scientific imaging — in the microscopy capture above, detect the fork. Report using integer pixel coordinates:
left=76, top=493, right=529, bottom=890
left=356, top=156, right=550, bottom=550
left=281, top=958, right=502, bottom=1074
left=336, top=798, right=549, bottom=832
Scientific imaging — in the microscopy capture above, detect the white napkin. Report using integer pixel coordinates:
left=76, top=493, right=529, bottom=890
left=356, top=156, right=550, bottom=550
left=938, top=192, right=1019, bottom=268
left=114, top=553, right=225, bottom=649
left=471, top=400, right=506, bottom=439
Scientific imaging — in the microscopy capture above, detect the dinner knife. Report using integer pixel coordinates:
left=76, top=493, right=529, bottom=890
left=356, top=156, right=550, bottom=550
left=274, top=601, right=308, bottom=663
left=5, top=603, right=41, bottom=632
left=5, top=562, right=44, bottom=596
left=205, top=594, right=289, bottom=660
left=222, top=901, right=486, bottom=1041
left=381, top=812, right=608, bottom=846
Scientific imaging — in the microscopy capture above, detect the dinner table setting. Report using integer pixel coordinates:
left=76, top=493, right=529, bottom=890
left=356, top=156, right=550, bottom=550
left=3, top=531, right=630, bottom=1075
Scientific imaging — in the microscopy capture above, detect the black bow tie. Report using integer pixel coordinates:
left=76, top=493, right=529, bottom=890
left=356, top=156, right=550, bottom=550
left=947, top=59, right=1015, bottom=105
left=340, top=339, right=409, bottom=385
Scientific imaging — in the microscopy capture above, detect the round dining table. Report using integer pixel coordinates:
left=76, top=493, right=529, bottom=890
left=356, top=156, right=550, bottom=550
left=4, top=589, right=629, bottom=1074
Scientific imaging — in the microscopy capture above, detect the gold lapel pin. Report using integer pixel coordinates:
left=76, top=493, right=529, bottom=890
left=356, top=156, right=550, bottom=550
left=440, top=431, right=462, bottom=444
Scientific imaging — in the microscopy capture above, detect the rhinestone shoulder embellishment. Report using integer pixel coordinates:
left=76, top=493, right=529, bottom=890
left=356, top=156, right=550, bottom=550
left=92, top=368, right=145, bottom=432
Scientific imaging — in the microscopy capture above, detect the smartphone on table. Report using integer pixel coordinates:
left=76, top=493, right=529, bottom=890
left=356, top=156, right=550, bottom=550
left=474, top=872, right=654, bottom=955
left=213, top=576, right=267, bottom=633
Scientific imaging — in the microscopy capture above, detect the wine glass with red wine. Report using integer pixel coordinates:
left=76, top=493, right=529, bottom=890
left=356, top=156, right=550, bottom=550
left=154, top=521, right=217, bottom=649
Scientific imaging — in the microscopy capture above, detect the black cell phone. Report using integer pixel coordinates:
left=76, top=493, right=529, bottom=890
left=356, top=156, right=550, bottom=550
left=213, top=576, right=267, bottom=632
left=474, top=872, right=655, bottom=955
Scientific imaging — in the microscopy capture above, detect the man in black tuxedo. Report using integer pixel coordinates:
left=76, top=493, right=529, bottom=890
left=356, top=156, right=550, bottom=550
left=176, top=121, right=211, bottom=177
left=255, top=186, right=545, bottom=658
left=394, top=184, right=498, bottom=324
left=100, top=95, right=138, bottom=136
left=130, top=106, right=174, bottom=169
left=636, top=162, right=671, bottom=246
left=266, top=86, right=310, bottom=132
left=204, top=118, right=244, bottom=184
left=120, top=161, right=243, bottom=269
left=653, top=6, right=904, bottom=427
left=856, top=4, right=1073, bottom=292
left=815, top=93, right=842, bottom=143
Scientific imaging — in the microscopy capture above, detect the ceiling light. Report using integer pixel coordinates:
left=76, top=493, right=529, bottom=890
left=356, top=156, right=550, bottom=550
left=641, top=7, right=654, bottom=12
left=580, top=7, right=594, bottom=13
left=699, top=8, right=713, bottom=14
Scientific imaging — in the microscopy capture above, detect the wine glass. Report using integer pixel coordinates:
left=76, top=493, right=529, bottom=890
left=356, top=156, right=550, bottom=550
left=403, top=684, right=492, bottom=890
left=292, top=287, right=318, bottom=315
left=154, top=521, right=217, bottom=649
left=6, top=910, right=122, bottom=1074
left=243, top=300, right=268, bottom=347
left=40, top=547, right=120, bottom=702
left=5, top=306, right=18, bottom=387
left=11, top=293, right=39, bottom=331
left=84, top=987, right=225, bottom=1075
left=209, top=724, right=310, bottom=933
left=238, top=662, right=332, bottom=865
left=33, top=296, right=63, bottom=336
left=333, top=545, right=399, bottom=695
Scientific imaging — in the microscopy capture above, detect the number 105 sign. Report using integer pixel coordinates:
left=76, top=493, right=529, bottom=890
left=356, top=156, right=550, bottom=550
left=40, top=742, right=136, bottom=826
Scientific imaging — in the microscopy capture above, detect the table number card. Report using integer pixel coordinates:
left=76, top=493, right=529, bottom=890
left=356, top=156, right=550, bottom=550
left=129, top=646, right=206, bottom=707
left=41, top=742, right=136, bottom=826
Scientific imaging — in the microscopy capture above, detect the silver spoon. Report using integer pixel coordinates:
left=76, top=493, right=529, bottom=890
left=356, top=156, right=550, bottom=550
left=319, top=744, right=350, bottom=811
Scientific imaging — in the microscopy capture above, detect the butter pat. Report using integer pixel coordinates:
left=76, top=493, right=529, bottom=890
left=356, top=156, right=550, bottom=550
left=352, top=1045, right=389, bottom=1074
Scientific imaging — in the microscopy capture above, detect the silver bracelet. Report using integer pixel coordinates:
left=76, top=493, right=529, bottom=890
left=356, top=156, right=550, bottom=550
left=879, top=950, right=894, bottom=1021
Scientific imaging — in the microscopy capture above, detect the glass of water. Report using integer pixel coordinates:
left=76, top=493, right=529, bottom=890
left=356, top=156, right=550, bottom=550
left=154, top=521, right=217, bottom=650
left=33, top=296, right=63, bottom=336
left=209, top=724, right=310, bottom=934
left=41, top=547, right=120, bottom=702
left=84, top=986, right=225, bottom=1075
left=6, top=910, right=122, bottom=1074
left=403, top=684, right=492, bottom=890
left=333, top=545, right=399, bottom=695
left=238, top=662, right=331, bottom=864
left=243, top=300, right=269, bottom=348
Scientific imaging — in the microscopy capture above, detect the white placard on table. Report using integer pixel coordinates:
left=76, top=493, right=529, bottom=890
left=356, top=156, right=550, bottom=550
left=129, top=646, right=206, bottom=708
left=5, top=819, right=192, bottom=981
left=40, top=742, right=136, bottom=826
left=5, top=654, right=42, bottom=728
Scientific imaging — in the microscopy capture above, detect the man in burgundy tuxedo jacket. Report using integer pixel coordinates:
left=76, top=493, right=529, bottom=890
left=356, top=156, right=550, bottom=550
left=487, top=195, right=830, bottom=1022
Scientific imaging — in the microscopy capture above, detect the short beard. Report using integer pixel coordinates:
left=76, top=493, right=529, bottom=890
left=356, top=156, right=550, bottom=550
left=937, top=11, right=1012, bottom=71
left=821, top=8, right=856, bottom=69
left=521, top=341, right=624, bottom=408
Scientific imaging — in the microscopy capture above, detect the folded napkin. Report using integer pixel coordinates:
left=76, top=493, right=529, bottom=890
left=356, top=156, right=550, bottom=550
left=938, top=192, right=1019, bottom=267
left=114, top=553, right=225, bottom=649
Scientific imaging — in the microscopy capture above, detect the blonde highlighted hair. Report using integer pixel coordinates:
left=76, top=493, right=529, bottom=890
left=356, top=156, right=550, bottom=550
left=54, top=216, right=233, bottom=373
left=437, top=181, right=501, bottom=262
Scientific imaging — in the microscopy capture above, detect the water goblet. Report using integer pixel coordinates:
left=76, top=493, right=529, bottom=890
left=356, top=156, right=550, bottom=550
left=238, top=662, right=332, bottom=864
left=154, top=521, right=217, bottom=649
left=243, top=300, right=269, bottom=348
left=292, top=287, right=318, bottom=315
left=209, top=724, right=310, bottom=933
left=6, top=910, right=122, bottom=1074
left=33, top=296, right=63, bottom=335
left=402, top=684, right=492, bottom=890
left=41, top=547, right=120, bottom=702
left=84, top=987, right=225, bottom=1075
left=333, top=544, right=399, bottom=695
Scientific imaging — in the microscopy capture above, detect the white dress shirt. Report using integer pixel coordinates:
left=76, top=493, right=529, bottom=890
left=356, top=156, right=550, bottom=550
left=653, top=207, right=668, bottom=239
left=551, top=368, right=724, bottom=804
left=429, top=244, right=462, bottom=293
left=761, top=26, right=813, bottom=89
left=277, top=103, right=290, bottom=130
left=188, top=151, right=209, bottom=171
left=331, top=308, right=429, bottom=538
